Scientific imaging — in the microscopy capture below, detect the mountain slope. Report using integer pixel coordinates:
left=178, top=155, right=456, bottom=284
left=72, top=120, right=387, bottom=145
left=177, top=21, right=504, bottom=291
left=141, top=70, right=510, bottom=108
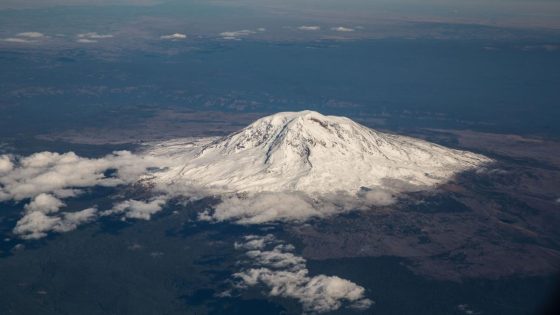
left=147, top=111, right=490, bottom=195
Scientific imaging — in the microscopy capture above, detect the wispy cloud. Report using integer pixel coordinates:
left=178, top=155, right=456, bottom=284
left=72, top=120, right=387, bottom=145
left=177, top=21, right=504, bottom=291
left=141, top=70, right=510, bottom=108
left=3, top=32, right=46, bottom=43
left=457, top=304, right=481, bottom=315
left=331, top=26, right=355, bottom=32
left=219, top=29, right=257, bottom=40
left=101, top=197, right=167, bottom=220
left=160, top=33, right=187, bottom=40
left=297, top=25, right=321, bottom=31
left=16, top=32, right=45, bottom=38
left=76, top=32, right=113, bottom=43
left=3, top=38, right=33, bottom=43
left=76, top=38, right=98, bottom=43
left=78, top=32, right=113, bottom=39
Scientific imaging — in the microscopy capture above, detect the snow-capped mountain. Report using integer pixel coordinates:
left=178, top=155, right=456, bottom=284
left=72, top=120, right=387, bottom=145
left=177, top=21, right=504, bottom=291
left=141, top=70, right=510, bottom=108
left=146, top=111, right=490, bottom=195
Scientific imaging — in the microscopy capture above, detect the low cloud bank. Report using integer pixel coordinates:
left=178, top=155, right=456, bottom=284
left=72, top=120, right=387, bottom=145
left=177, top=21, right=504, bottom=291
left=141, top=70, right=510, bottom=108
left=0, top=151, right=163, bottom=201
left=0, top=151, right=170, bottom=239
left=200, top=188, right=396, bottom=224
left=201, top=192, right=322, bottom=224
left=232, top=235, right=373, bottom=313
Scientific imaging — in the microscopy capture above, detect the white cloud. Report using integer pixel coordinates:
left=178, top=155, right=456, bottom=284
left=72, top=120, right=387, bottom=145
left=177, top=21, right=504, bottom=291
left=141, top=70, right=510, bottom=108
left=24, top=193, right=65, bottom=214
left=53, top=189, right=82, bottom=198
left=3, top=32, right=46, bottom=43
left=204, top=192, right=323, bottom=224
left=160, top=33, right=187, bottom=40
left=103, top=197, right=167, bottom=220
left=14, top=194, right=168, bottom=239
left=76, top=32, right=113, bottom=43
left=219, top=30, right=256, bottom=40
left=297, top=25, right=321, bottom=31
left=0, top=150, right=166, bottom=202
left=13, top=207, right=97, bottom=240
left=16, top=32, right=45, bottom=38
left=331, top=26, right=355, bottom=32
left=357, top=188, right=395, bottom=206
left=3, top=38, right=33, bottom=43
left=457, top=304, right=480, bottom=315
left=13, top=211, right=61, bottom=240
left=200, top=189, right=395, bottom=224
left=0, top=150, right=171, bottom=239
left=0, top=155, right=13, bottom=173
left=57, top=208, right=98, bottom=231
left=76, top=38, right=97, bottom=43
left=234, top=234, right=277, bottom=251
left=232, top=235, right=373, bottom=313
left=246, top=249, right=306, bottom=270
left=77, top=32, right=113, bottom=39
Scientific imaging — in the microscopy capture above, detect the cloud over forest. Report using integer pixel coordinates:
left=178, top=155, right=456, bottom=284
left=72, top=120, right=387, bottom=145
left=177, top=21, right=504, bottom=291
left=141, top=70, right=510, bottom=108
left=232, top=234, right=373, bottom=313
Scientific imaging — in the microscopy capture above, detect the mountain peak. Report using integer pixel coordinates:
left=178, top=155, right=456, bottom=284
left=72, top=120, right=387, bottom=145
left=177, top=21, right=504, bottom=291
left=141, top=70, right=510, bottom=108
left=148, top=111, right=491, bottom=195
left=205, top=111, right=377, bottom=156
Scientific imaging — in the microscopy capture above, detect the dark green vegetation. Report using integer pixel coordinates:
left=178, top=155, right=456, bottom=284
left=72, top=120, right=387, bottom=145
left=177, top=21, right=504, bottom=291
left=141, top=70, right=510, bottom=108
left=0, top=196, right=277, bottom=314
left=0, top=195, right=556, bottom=315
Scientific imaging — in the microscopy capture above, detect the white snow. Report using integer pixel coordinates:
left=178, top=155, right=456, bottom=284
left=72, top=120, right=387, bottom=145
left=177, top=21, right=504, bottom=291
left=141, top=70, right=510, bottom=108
left=146, top=111, right=490, bottom=196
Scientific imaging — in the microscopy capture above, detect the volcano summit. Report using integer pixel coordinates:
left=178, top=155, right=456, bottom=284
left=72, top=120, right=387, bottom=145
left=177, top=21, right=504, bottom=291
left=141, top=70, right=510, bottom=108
left=147, top=111, right=490, bottom=196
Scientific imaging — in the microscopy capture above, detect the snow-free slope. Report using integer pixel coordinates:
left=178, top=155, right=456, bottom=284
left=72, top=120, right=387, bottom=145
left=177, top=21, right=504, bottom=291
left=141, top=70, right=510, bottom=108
left=147, top=111, right=490, bottom=195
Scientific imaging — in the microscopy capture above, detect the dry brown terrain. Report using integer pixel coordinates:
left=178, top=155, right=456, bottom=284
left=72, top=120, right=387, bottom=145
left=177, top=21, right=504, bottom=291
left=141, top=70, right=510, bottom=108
left=37, top=110, right=265, bottom=144
left=37, top=115, right=560, bottom=281
left=292, top=129, right=560, bottom=280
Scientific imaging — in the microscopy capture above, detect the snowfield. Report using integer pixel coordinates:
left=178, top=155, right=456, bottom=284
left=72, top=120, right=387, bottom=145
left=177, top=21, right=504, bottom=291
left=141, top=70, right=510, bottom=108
left=145, top=110, right=491, bottom=196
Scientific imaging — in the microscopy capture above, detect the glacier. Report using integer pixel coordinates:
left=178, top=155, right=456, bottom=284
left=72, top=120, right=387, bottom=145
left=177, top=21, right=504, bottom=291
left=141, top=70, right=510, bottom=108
left=145, top=110, right=491, bottom=197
